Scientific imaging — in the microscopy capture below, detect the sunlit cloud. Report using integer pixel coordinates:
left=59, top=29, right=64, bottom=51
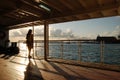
left=9, top=26, right=67, bottom=41
left=9, top=25, right=120, bottom=42
left=10, top=29, right=22, bottom=37
left=116, top=25, right=120, bottom=29
left=100, top=26, right=120, bottom=37
left=50, top=28, right=62, bottom=37
left=85, top=34, right=97, bottom=39
left=34, top=26, right=44, bottom=36
left=49, top=27, right=77, bottom=39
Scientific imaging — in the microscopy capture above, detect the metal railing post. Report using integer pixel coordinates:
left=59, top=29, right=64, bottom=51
left=18, top=41, right=20, bottom=49
left=61, top=41, right=63, bottom=59
left=100, top=41, right=104, bottom=63
left=35, top=41, right=37, bottom=57
left=78, top=41, right=81, bottom=61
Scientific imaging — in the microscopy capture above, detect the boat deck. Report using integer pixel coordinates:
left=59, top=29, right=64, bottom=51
left=0, top=53, right=120, bottom=80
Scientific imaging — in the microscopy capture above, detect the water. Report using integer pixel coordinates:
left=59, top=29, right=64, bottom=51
left=19, top=42, right=120, bottom=65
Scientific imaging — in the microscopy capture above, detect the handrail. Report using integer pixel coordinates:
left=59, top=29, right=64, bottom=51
left=18, top=40, right=120, bottom=65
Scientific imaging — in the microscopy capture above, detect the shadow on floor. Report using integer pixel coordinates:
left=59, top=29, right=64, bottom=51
left=0, top=46, right=19, bottom=59
left=48, top=62, right=90, bottom=80
left=36, top=59, right=90, bottom=80
left=24, top=59, right=44, bottom=80
left=0, top=51, right=17, bottom=59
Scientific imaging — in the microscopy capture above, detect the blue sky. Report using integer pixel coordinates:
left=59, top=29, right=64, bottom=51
left=49, top=16, right=120, bottom=39
left=10, top=16, right=120, bottom=41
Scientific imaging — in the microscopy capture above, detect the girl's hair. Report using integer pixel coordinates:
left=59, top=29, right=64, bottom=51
left=27, top=29, right=32, bottom=34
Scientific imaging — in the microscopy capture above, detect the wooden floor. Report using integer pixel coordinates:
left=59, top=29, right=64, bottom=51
left=0, top=53, right=120, bottom=80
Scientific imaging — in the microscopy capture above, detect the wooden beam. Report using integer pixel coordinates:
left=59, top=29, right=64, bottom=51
left=8, top=20, right=44, bottom=29
left=45, top=3, right=120, bottom=20
left=77, top=0, right=88, bottom=9
left=19, top=6, right=42, bottom=18
left=19, top=9, right=40, bottom=17
left=20, top=0, right=48, bottom=12
left=116, top=0, right=120, bottom=15
left=40, top=0, right=62, bottom=13
left=44, top=21, right=49, bottom=61
left=4, top=14, right=20, bottom=20
left=59, top=0, right=74, bottom=11
left=16, top=0, right=47, bottom=18
left=118, top=7, right=120, bottom=15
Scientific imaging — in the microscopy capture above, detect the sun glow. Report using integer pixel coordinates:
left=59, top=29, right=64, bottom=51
left=20, top=43, right=27, bottom=51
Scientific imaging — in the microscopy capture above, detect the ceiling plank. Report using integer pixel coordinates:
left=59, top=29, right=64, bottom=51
left=40, top=0, right=63, bottom=13
left=20, top=0, right=48, bottom=12
left=16, top=0, right=47, bottom=18
left=77, top=0, right=89, bottom=9
left=19, top=9, right=40, bottom=17
left=58, top=0, right=74, bottom=11
left=45, top=2, right=120, bottom=20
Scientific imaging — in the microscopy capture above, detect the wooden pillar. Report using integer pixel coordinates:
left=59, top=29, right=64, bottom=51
left=0, top=30, right=9, bottom=47
left=44, top=21, right=49, bottom=61
left=32, top=25, right=35, bottom=59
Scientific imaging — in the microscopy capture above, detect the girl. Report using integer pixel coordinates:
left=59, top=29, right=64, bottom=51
left=26, top=29, right=33, bottom=58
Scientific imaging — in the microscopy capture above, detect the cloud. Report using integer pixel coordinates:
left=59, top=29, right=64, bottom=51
left=78, top=25, right=120, bottom=39
left=10, top=26, right=77, bottom=40
left=50, top=28, right=62, bottom=37
left=10, top=29, right=22, bottom=37
left=19, top=28, right=28, bottom=36
left=62, top=29, right=75, bottom=38
left=9, top=26, right=44, bottom=37
left=49, top=27, right=76, bottom=39
left=34, top=26, right=44, bottom=36
left=100, top=26, right=120, bottom=37
left=115, top=25, right=120, bottom=29
left=9, top=25, right=120, bottom=41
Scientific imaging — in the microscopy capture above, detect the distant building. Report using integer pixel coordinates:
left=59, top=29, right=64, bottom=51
left=118, top=35, right=120, bottom=39
left=96, top=35, right=120, bottom=44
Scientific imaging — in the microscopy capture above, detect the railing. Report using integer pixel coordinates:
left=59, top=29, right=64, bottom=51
left=48, top=40, right=100, bottom=62
left=18, top=40, right=120, bottom=65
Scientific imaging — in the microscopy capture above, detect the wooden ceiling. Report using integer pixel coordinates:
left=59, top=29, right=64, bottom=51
left=0, top=0, right=120, bottom=29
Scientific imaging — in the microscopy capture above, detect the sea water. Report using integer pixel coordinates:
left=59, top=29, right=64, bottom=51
left=19, top=42, right=120, bottom=65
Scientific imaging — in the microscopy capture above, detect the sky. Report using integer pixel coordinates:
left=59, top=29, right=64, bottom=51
left=9, top=16, right=120, bottom=41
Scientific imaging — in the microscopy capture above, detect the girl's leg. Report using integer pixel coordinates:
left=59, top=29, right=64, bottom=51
left=28, top=47, right=31, bottom=58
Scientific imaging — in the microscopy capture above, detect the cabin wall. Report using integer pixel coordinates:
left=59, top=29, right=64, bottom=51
left=0, top=30, right=9, bottom=47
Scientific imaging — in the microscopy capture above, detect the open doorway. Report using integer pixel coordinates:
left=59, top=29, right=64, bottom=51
left=9, top=25, right=45, bottom=59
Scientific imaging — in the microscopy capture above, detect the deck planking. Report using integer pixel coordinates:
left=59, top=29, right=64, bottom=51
left=0, top=53, right=120, bottom=80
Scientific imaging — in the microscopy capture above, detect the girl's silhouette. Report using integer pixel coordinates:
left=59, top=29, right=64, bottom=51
left=26, top=29, right=33, bottom=58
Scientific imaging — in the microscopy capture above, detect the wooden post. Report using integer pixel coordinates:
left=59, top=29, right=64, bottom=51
left=32, top=25, right=35, bottom=59
left=44, top=21, right=49, bottom=61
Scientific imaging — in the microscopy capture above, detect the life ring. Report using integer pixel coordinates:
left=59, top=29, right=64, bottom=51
left=0, top=31, right=6, bottom=39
